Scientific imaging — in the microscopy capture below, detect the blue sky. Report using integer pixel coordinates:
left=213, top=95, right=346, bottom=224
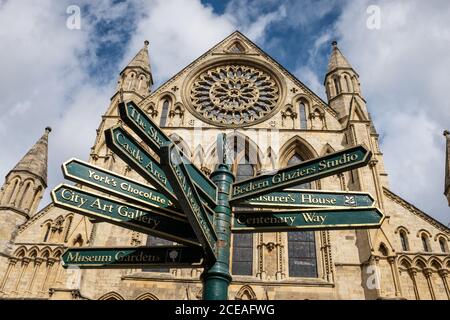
left=0, top=0, right=449, bottom=225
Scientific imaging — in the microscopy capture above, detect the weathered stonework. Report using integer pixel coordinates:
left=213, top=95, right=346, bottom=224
left=0, top=32, right=448, bottom=300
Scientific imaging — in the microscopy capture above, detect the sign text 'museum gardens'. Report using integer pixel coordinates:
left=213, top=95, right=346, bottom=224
left=62, top=246, right=204, bottom=269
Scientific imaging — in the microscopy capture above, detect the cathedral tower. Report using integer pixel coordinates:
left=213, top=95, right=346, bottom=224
left=0, top=127, right=50, bottom=274
left=90, top=41, right=153, bottom=165
left=116, top=40, right=153, bottom=101
left=324, top=41, right=367, bottom=122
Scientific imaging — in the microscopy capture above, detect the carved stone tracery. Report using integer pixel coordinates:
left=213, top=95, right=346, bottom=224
left=190, top=64, right=280, bottom=126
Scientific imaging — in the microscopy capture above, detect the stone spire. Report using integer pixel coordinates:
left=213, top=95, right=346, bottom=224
left=444, top=130, right=450, bottom=205
left=324, top=41, right=363, bottom=121
left=327, top=41, right=353, bottom=74
left=11, top=127, right=51, bottom=187
left=122, top=41, right=152, bottom=75
left=118, top=40, right=154, bottom=96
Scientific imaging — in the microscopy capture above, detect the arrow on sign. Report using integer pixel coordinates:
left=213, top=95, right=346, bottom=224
left=232, top=207, right=385, bottom=233
left=119, top=101, right=218, bottom=207
left=233, top=189, right=375, bottom=209
left=62, top=158, right=183, bottom=218
left=230, top=145, right=372, bottom=203
left=61, top=245, right=204, bottom=269
left=160, top=143, right=218, bottom=262
left=51, top=184, right=199, bottom=247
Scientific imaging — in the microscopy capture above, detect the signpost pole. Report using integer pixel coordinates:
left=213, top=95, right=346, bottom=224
left=202, top=163, right=234, bottom=300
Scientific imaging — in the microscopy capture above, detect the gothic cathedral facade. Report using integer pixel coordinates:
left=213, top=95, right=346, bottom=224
left=0, top=32, right=449, bottom=300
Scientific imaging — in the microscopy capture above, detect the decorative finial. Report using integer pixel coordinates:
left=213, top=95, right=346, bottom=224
left=144, top=40, right=149, bottom=47
left=332, top=40, right=338, bottom=47
left=444, top=130, right=450, bottom=137
left=45, top=126, right=52, bottom=134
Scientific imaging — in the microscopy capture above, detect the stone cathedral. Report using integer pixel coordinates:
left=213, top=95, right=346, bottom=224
left=0, top=32, right=449, bottom=300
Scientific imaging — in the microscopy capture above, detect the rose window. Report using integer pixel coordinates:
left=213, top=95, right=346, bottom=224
left=190, top=64, right=280, bottom=126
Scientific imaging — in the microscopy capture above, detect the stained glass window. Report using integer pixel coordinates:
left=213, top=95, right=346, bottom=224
left=231, top=157, right=254, bottom=276
left=287, top=153, right=317, bottom=278
left=299, top=102, right=307, bottom=129
left=160, top=99, right=169, bottom=127
left=400, top=231, right=409, bottom=251
left=421, top=235, right=430, bottom=252
left=439, top=238, right=447, bottom=253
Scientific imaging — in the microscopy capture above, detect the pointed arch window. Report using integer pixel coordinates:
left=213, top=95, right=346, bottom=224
left=333, top=77, right=341, bottom=95
left=6, top=178, right=20, bottom=205
left=232, top=154, right=255, bottom=276
left=299, top=102, right=307, bottom=130
left=438, top=237, right=448, bottom=253
left=344, top=74, right=352, bottom=92
left=18, top=181, right=32, bottom=209
left=378, top=243, right=388, bottom=256
left=421, top=234, right=431, bottom=252
left=43, top=224, right=51, bottom=242
left=286, top=153, right=317, bottom=278
left=288, top=154, right=311, bottom=190
left=399, top=231, right=409, bottom=251
left=160, top=99, right=170, bottom=127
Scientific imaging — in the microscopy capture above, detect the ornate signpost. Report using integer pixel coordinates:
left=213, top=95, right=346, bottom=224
left=52, top=100, right=384, bottom=301
left=119, top=101, right=218, bottom=207
left=160, top=143, right=218, bottom=262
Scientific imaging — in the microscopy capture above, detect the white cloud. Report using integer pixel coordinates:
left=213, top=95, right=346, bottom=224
left=295, top=66, right=323, bottom=97
left=0, top=0, right=121, bottom=207
left=124, top=0, right=235, bottom=85
left=0, top=0, right=282, bottom=210
left=334, top=0, right=450, bottom=224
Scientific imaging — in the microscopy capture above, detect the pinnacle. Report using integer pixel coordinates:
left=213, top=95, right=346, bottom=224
left=122, top=41, right=151, bottom=74
left=327, top=40, right=353, bottom=74
left=10, top=127, right=50, bottom=186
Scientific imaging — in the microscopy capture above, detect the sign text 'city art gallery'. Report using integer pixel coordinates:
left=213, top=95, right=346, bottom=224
left=51, top=184, right=199, bottom=247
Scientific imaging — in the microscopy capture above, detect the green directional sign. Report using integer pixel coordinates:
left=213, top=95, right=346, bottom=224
left=118, top=101, right=218, bottom=206
left=61, top=245, right=204, bottom=269
left=105, top=125, right=177, bottom=204
left=161, top=144, right=217, bottom=262
left=62, top=158, right=183, bottom=218
left=230, top=145, right=372, bottom=203
left=234, top=189, right=375, bottom=209
left=118, top=101, right=170, bottom=154
left=51, top=184, right=199, bottom=247
left=232, top=207, right=385, bottom=233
